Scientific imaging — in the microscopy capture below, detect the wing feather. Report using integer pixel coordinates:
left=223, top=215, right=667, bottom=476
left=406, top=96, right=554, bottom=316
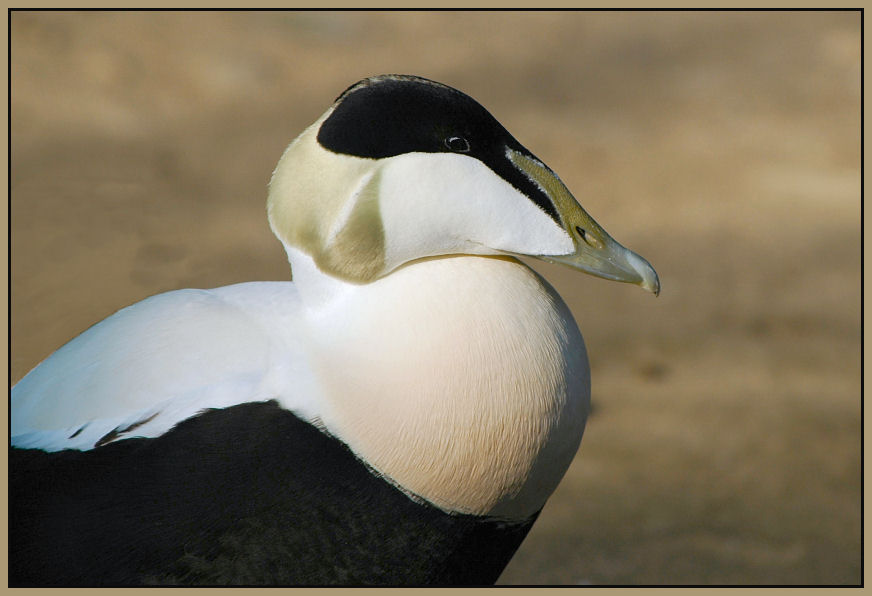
left=11, top=282, right=319, bottom=451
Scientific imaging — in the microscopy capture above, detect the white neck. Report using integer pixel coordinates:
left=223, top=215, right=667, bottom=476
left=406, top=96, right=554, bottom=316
left=287, top=246, right=590, bottom=520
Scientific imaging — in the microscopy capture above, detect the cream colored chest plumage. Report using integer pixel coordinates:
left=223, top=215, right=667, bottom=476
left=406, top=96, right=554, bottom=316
left=299, top=254, right=589, bottom=519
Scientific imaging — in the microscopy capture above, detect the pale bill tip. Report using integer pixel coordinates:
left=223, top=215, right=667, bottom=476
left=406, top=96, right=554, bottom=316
left=625, top=250, right=660, bottom=296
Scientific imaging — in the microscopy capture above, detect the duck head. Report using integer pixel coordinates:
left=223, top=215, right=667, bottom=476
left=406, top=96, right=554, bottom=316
left=268, top=74, right=659, bottom=295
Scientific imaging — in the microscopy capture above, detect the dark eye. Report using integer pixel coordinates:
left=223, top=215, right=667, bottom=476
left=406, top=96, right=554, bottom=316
left=444, top=136, right=470, bottom=152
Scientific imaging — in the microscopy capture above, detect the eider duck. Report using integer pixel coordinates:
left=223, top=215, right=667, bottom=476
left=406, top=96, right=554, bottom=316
left=10, top=74, right=659, bottom=586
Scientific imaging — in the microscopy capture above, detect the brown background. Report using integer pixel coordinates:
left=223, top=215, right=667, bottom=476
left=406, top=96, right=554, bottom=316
left=10, top=11, right=861, bottom=585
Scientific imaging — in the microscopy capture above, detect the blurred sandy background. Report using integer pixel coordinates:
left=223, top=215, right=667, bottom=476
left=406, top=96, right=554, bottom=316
left=10, top=11, right=860, bottom=585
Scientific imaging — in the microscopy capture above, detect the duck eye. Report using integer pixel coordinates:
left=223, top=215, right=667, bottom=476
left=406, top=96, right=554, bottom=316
left=444, top=136, right=470, bottom=152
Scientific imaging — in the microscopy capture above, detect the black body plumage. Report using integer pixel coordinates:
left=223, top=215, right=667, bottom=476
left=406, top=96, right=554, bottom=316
left=9, top=401, right=537, bottom=586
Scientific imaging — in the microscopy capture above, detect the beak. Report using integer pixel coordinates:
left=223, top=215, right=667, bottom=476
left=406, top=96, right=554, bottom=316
left=508, top=149, right=660, bottom=296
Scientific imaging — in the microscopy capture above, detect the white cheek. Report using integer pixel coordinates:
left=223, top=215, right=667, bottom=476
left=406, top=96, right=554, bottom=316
left=377, top=153, right=573, bottom=268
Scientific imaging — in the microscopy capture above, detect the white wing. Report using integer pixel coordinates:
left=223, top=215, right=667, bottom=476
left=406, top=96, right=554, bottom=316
left=11, top=282, right=323, bottom=451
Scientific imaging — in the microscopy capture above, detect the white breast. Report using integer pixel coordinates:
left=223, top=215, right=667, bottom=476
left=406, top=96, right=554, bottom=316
left=298, top=254, right=591, bottom=519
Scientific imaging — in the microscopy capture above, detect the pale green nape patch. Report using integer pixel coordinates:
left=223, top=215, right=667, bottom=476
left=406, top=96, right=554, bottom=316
left=319, top=168, right=386, bottom=282
left=267, top=111, right=387, bottom=284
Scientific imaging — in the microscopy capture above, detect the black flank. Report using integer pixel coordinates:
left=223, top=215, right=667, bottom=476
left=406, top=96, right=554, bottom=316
left=9, top=400, right=538, bottom=586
